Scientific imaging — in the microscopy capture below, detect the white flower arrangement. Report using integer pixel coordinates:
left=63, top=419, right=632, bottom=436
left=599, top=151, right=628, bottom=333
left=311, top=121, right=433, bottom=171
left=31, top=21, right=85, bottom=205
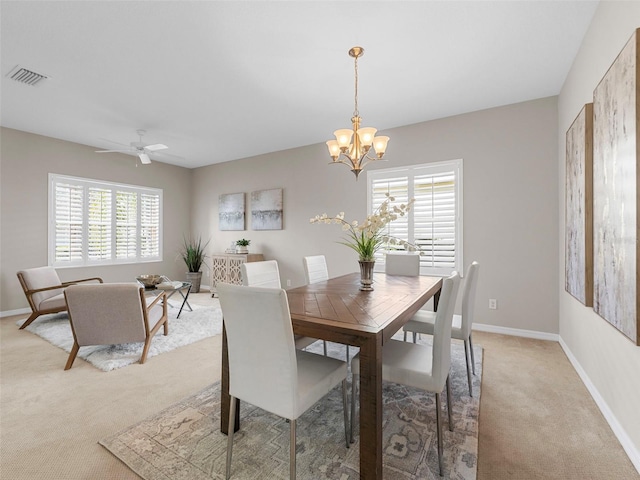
left=310, top=194, right=416, bottom=261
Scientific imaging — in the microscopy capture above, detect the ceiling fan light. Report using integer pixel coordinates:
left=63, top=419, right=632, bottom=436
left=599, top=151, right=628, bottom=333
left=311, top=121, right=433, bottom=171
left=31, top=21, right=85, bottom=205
left=138, top=153, right=151, bottom=164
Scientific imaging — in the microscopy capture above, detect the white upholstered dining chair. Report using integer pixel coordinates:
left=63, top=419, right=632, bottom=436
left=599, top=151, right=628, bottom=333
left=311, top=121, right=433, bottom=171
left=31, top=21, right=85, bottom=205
left=301, top=255, right=332, bottom=357
left=384, top=252, right=420, bottom=276
left=403, top=261, right=480, bottom=396
left=241, top=260, right=318, bottom=350
left=218, top=283, right=349, bottom=480
left=350, top=271, right=461, bottom=477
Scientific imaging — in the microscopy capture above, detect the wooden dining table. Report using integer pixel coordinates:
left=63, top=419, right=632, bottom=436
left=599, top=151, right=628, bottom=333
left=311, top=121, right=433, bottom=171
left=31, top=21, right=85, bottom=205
left=220, top=271, right=443, bottom=480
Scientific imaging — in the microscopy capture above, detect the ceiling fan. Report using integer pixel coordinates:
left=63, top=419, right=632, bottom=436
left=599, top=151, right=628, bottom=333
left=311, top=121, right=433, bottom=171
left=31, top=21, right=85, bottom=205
left=95, top=129, right=168, bottom=164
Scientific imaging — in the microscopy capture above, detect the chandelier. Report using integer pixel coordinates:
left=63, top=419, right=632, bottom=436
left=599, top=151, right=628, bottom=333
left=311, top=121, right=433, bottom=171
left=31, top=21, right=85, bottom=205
left=326, top=46, right=389, bottom=179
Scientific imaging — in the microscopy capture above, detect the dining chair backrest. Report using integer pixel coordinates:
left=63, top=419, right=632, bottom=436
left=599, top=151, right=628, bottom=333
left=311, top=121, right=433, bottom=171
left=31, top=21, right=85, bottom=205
left=385, top=252, right=420, bottom=276
left=241, top=260, right=281, bottom=288
left=217, top=282, right=298, bottom=419
left=431, top=271, right=461, bottom=389
left=460, top=262, right=480, bottom=337
left=303, top=255, right=329, bottom=284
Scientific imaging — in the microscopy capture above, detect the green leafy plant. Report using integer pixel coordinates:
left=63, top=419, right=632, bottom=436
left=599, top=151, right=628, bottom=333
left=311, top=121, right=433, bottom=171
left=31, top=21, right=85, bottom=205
left=236, top=238, right=251, bottom=247
left=181, top=236, right=210, bottom=272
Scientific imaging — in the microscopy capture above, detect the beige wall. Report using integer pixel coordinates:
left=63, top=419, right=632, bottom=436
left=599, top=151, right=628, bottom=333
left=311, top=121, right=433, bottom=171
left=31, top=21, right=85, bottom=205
left=192, top=96, right=559, bottom=334
left=558, top=1, right=640, bottom=466
left=0, top=127, right=192, bottom=312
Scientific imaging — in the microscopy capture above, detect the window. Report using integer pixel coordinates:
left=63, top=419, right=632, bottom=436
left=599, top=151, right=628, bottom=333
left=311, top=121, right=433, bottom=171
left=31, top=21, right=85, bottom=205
left=49, top=174, right=162, bottom=267
left=368, top=160, right=463, bottom=276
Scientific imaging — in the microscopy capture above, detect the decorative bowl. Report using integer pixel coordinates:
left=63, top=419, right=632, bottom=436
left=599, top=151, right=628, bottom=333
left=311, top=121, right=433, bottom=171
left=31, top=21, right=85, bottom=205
left=136, top=274, right=163, bottom=288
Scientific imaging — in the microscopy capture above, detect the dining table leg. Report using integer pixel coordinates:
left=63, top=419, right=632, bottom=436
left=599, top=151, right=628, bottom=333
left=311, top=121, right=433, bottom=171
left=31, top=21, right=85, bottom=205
left=221, top=322, right=240, bottom=434
left=358, top=332, right=383, bottom=479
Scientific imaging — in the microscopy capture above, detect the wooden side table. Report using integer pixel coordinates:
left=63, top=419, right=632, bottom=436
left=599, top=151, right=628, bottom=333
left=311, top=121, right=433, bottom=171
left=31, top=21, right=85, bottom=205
left=210, top=253, right=264, bottom=296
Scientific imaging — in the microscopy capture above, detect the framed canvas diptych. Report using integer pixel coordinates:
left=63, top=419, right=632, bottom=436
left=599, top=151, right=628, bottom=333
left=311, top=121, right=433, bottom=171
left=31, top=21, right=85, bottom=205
left=592, top=28, right=639, bottom=345
left=219, top=192, right=245, bottom=231
left=251, top=188, right=283, bottom=230
left=565, top=103, right=593, bottom=307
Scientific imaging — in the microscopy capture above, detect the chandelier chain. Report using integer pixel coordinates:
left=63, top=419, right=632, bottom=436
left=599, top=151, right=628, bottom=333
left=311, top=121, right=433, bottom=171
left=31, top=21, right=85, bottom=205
left=353, top=55, right=359, bottom=117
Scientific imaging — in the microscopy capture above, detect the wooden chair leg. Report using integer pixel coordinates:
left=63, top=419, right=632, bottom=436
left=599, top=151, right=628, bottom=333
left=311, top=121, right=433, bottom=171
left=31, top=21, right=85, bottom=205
left=19, top=312, right=40, bottom=330
left=64, top=342, right=80, bottom=370
left=163, top=319, right=169, bottom=336
left=226, top=395, right=236, bottom=480
left=140, top=337, right=152, bottom=364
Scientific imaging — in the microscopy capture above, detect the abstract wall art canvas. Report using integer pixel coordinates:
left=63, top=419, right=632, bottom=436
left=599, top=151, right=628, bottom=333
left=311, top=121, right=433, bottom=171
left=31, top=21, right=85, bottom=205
left=251, top=188, right=283, bottom=230
left=565, top=103, right=593, bottom=306
left=219, top=193, right=245, bottom=231
left=592, top=28, right=639, bottom=345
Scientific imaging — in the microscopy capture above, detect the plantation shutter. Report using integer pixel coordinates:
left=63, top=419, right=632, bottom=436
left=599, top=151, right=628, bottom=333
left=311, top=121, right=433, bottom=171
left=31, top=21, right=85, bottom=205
left=413, top=169, right=457, bottom=272
left=140, top=193, right=160, bottom=258
left=54, top=182, right=84, bottom=263
left=116, top=191, right=138, bottom=259
left=87, top=188, right=112, bottom=260
left=49, top=174, right=162, bottom=267
left=371, top=176, right=410, bottom=265
left=368, top=160, right=462, bottom=276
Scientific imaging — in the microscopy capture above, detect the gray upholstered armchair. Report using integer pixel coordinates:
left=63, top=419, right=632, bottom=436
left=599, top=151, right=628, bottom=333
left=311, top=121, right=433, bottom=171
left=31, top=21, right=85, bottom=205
left=63, top=283, right=168, bottom=370
left=16, top=266, right=103, bottom=330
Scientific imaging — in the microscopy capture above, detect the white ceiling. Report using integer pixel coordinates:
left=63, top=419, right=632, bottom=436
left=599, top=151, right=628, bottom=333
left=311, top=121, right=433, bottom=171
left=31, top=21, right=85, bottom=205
left=1, top=1, right=598, bottom=169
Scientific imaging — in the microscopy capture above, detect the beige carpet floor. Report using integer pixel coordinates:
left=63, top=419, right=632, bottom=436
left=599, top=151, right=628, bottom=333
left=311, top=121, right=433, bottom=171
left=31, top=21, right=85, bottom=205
left=1, top=292, right=638, bottom=480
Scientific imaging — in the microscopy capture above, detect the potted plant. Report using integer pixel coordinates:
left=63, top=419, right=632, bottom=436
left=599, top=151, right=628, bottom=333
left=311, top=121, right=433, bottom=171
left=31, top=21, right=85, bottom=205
left=180, top=236, right=209, bottom=293
left=235, top=238, right=250, bottom=254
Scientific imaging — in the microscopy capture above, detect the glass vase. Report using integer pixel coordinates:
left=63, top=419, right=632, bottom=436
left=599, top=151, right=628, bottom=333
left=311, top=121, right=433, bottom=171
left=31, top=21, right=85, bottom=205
left=358, top=260, right=375, bottom=291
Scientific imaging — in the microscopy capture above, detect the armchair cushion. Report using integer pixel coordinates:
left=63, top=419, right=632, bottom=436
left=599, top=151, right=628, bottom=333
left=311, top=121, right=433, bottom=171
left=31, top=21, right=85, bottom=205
left=38, top=293, right=67, bottom=312
left=18, top=266, right=64, bottom=309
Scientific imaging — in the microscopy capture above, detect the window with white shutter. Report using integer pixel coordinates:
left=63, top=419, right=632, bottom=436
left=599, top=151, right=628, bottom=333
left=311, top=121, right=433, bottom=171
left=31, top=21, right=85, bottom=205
left=368, top=160, right=463, bottom=276
left=49, top=174, right=162, bottom=267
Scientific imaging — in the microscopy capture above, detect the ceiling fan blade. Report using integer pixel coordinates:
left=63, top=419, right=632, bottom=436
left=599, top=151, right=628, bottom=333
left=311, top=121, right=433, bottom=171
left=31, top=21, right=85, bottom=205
left=98, top=137, right=131, bottom=148
left=138, top=153, right=152, bottom=164
left=145, top=143, right=168, bottom=152
left=95, top=149, right=131, bottom=153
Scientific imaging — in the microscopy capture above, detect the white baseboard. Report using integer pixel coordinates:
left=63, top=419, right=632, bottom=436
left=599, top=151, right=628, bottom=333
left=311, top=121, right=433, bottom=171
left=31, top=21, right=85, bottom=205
left=473, top=322, right=560, bottom=342
left=559, top=337, right=640, bottom=474
left=0, top=307, right=30, bottom=318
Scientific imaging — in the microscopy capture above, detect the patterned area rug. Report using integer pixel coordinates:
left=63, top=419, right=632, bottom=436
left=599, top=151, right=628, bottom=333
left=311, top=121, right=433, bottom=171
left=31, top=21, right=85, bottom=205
left=16, top=300, right=222, bottom=371
left=100, top=339, right=482, bottom=479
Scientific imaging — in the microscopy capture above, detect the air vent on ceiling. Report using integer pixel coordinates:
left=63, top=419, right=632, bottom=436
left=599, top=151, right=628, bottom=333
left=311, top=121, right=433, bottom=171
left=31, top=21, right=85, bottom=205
left=6, top=65, right=49, bottom=86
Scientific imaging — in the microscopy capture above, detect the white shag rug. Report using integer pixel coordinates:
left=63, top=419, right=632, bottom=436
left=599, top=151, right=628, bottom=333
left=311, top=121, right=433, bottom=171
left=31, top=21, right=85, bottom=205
left=16, top=300, right=223, bottom=372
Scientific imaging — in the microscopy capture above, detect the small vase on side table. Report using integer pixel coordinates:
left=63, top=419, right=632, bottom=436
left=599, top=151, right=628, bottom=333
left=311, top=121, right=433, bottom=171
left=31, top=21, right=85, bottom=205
left=358, top=260, right=375, bottom=291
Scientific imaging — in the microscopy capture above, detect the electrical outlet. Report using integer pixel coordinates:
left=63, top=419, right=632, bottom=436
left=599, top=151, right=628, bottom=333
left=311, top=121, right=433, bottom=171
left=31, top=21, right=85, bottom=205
left=489, top=299, right=497, bottom=310
left=286, top=279, right=291, bottom=287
